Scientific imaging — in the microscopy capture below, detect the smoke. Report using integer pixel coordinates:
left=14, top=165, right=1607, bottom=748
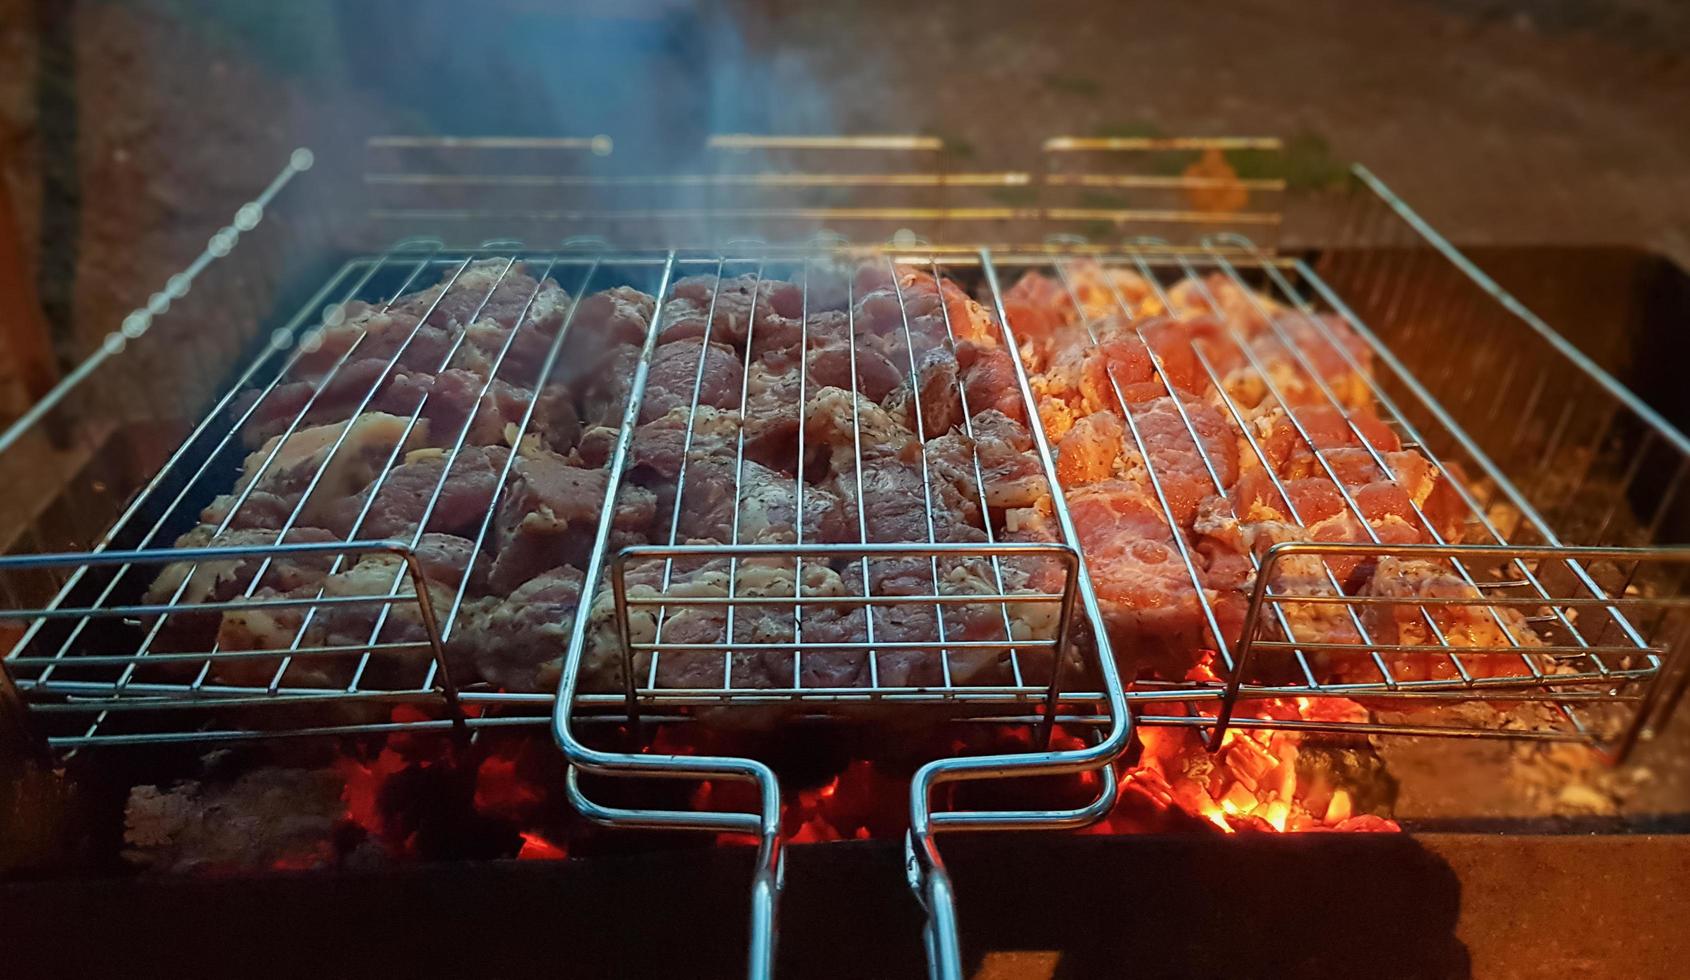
left=75, top=1, right=860, bottom=260
left=300, top=0, right=840, bottom=172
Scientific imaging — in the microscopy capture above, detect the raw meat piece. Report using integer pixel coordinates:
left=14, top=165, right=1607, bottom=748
left=291, top=308, right=455, bottom=383
left=578, top=343, right=643, bottom=428
left=740, top=360, right=804, bottom=470
left=835, top=552, right=1062, bottom=690
left=1357, top=556, right=1543, bottom=683
left=662, top=274, right=801, bottom=349
left=1164, top=272, right=1282, bottom=336
left=401, top=532, right=493, bottom=597
left=393, top=258, right=548, bottom=331
left=891, top=268, right=1000, bottom=348
left=570, top=286, right=657, bottom=351
left=806, top=334, right=904, bottom=403
left=530, top=382, right=581, bottom=454
left=400, top=368, right=530, bottom=448
left=803, top=385, right=916, bottom=475
left=318, top=444, right=510, bottom=541
left=1066, top=480, right=1229, bottom=678
left=238, top=312, right=459, bottom=445
left=925, top=409, right=1048, bottom=512
left=1127, top=395, right=1240, bottom=528
left=199, top=490, right=294, bottom=531
left=662, top=456, right=851, bottom=545
left=446, top=564, right=586, bottom=692
left=1058, top=260, right=1161, bottom=321
left=230, top=413, right=427, bottom=529
left=209, top=534, right=478, bottom=691
left=148, top=526, right=340, bottom=607
left=1037, top=317, right=1206, bottom=421
left=754, top=309, right=850, bottom=371
left=640, top=337, right=742, bottom=423
left=454, top=318, right=559, bottom=388
left=630, top=406, right=743, bottom=481
left=1209, top=313, right=1375, bottom=413
left=1056, top=411, right=1127, bottom=487
left=577, top=558, right=843, bottom=692
left=956, top=341, right=1026, bottom=423
left=1001, top=271, right=1074, bottom=344
left=883, top=345, right=962, bottom=437
left=829, top=455, right=985, bottom=546
left=486, top=450, right=656, bottom=592
left=1052, top=396, right=1236, bottom=529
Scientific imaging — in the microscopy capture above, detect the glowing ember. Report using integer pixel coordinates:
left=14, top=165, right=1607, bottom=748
left=335, top=746, right=411, bottom=838
left=475, top=754, right=544, bottom=816
left=517, top=832, right=568, bottom=860
left=313, top=689, right=1393, bottom=865
left=1121, top=697, right=1399, bottom=833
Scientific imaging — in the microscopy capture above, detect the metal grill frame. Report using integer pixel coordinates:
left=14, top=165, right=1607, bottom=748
left=582, top=247, right=1101, bottom=717
left=0, top=242, right=688, bottom=746
left=547, top=244, right=1135, bottom=980
left=984, top=238, right=1686, bottom=757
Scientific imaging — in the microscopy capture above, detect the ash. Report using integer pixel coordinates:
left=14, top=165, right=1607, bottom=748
left=124, top=766, right=381, bottom=873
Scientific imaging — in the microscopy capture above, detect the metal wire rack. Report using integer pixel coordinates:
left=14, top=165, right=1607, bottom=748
left=578, top=250, right=1097, bottom=715
left=545, top=244, right=1132, bottom=980
left=0, top=242, right=689, bottom=746
left=0, top=140, right=1679, bottom=759
left=987, top=235, right=1687, bottom=757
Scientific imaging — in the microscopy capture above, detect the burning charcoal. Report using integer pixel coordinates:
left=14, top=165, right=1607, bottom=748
left=374, top=762, right=520, bottom=862
left=1295, top=740, right=1398, bottom=822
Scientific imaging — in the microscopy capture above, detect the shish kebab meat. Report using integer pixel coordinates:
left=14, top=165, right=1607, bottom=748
left=143, top=255, right=1535, bottom=711
left=146, top=259, right=1063, bottom=701
left=1005, top=261, right=1544, bottom=685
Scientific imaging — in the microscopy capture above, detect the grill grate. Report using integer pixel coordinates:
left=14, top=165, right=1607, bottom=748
left=2, top=143, right=1688, bottom=980
left=0, top=243, right=663, bottom=744
left=0, top=238, right=1683, bottom=752
left=983, top=243, right=1679, bottom=753
left=592, top=252, right=1090, bottom=715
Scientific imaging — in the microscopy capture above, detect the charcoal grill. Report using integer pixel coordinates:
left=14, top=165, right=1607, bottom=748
left=1, top=136, right=1686, bottom=980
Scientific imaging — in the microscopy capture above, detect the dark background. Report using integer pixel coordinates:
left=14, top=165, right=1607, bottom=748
left=2, top=0, right=1688, bottom=375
